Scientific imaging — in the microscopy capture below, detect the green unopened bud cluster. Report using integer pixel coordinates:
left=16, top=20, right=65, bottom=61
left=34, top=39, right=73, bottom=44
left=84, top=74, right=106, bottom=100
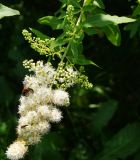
left=54, top=62, right=92, bottom=89
left=23, top=60, right=92, bottom=90
left=22, top=29, right=64, bottom=57
left=65, top=5, right=76, bottom=37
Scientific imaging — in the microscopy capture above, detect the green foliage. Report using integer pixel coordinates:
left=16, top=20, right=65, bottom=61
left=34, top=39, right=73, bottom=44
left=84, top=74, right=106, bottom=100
left=125, top=0, right=140, bottom=38
left=0, top=3, right=20, bottom=19
left=92, top=0, right=105, bottom=9
left=101, top=24, right=121, bottom=46
left=83, top=14, right=135, bottom=46
left=96, top=123, right=140, bottom=160
left=0, top=0, right=140, bottom=160
left=89, top=100, right=118, bottom=134
left=83, top=14, right=135, bottom=27
left=38, top=16, right=63, bottom=30
left=30, top=28, right=50, bottom=40
left=34, top=0, right=136, bottom=66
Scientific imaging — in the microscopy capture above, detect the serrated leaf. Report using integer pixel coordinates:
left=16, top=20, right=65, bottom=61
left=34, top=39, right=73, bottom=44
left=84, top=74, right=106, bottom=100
left=29, top=28, right=50, bottom=40
left=84, top=14, right=136, bottom=28
left=96, top=123, right=140, bottom=160
left=38, top=16, right=63, bottom=29
left=90, top=100, right=118, bottom=134
left=102, top=24, right=121, bottom=46
left=93, top=0, right=105, bottom=9
left=0, top=3, right=20, bottom=19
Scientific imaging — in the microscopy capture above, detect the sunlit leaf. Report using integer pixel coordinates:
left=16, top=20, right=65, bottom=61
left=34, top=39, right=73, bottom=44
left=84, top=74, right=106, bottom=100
left=93, top=0, right=105, bottom=9
left=0, top=3, right=20, bottom=19
left=84, top=14, right=136, bottom=28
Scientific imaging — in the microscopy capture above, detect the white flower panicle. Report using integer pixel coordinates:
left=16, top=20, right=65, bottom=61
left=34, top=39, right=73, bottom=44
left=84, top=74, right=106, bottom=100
left=6, top=140, right=28, bottom=160
left=6, top=60, right=92, bottom=160
left=6, top=61, right=71, bottom=160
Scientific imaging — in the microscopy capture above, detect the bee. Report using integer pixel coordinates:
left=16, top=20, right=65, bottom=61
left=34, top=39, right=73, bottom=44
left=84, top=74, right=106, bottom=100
left=22, top=84, right=34, bottom=96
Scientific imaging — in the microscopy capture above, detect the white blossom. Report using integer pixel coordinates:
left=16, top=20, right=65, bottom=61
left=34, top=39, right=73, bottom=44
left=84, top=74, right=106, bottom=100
left=53, top=89, right=70, bottom=106
left=35, top=87, right=53, bottom=104
left=37, top=105, right=51, bottom=119
left=37, top=121, right=50, bottom=134
left=27, top=134, right=41, bottom=145
left=49, top=108, right=62, bottom=122
left=6, top=141, right=28, bottom=160
left=6, top=61, right=72, bottom=160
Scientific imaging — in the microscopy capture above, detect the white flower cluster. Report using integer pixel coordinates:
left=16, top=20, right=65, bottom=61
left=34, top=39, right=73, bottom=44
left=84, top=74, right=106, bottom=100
left=6, top=61, right=70, bottom=160
left=6, top=141, right=28, bottom=160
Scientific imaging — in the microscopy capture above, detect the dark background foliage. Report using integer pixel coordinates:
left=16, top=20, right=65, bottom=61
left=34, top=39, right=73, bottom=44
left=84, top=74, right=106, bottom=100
left=0, top=0, right=140, bottom=160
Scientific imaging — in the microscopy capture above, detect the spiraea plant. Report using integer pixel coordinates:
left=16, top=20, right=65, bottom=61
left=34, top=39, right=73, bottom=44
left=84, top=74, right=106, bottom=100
left=6, top=0, right=135, bottom=159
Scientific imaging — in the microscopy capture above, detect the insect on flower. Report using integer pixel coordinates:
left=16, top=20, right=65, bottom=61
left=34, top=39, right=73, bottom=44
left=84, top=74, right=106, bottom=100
left=22, top=84, right=34, bottom=96
left=21, top=125, right=28, bottom=129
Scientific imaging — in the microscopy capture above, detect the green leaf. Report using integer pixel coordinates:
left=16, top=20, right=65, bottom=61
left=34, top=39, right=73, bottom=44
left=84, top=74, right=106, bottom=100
left=38, top=16, right=63, bottom=29
left=68, top=41, right=98, bottom=66
left=90, top=100, right=118, bottom=134
left=132, top=4, right=140, bottom=17
left=84, top=0, right=92, bottom=6
left=0, top=3, right=20, bottom=19
left=29, top=28, right=50, bottom=40
left=84, top=14, right=136, bottom=28
left=51, top=34, right=68, bottom=48
left=124, top=22, right=139, bottom=38
left=102, top=24, right=121, bottom=46
left=84, top=27, right=98, bottom=35
left=69, top=0, right=81, bottom=8
left=93, top=0, right=105, bottom=9
left=96, top=123, right=140, bottom=160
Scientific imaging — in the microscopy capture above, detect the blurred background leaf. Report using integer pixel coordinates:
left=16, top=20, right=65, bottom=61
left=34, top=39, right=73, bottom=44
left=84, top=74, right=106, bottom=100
left=0, top=3, right=20, bottom=19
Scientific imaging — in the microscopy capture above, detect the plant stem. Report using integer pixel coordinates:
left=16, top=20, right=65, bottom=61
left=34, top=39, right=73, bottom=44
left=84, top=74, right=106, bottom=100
left=60, top=0, right=87, bottom=62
